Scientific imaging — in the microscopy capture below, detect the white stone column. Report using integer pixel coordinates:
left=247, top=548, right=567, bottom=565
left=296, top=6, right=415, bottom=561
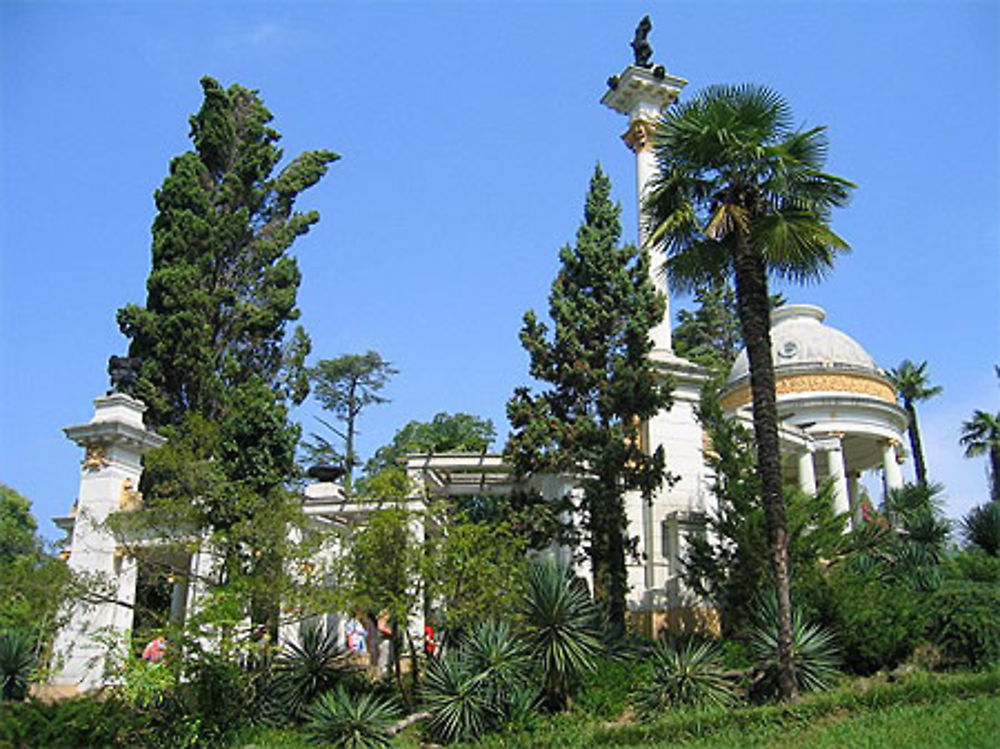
left=823, top=438, right=850, bottom=518
left=602, top=65, right=687, bottom=356
left=797, top=449, right=817, bottom=495
left=883, top=440, right=904, bottom=495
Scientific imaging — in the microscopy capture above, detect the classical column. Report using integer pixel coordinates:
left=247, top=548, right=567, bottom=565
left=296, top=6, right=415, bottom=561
left=823, top=438, right=850, bottom=517
left=602, top=64, right=687, bottom=356
left=883, top=439, right=904, bottom=496
left=797, top=449, right=817, bottom=495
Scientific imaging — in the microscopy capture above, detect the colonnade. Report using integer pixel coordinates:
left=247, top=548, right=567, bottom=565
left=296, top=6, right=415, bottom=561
left=796, top=437, right=905, bottom=527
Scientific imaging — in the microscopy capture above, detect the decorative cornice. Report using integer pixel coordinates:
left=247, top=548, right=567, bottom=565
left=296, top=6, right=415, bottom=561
left=721, top=372, right=897, bottom=411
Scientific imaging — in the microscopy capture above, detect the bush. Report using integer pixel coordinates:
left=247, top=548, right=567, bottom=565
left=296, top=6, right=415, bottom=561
left=747, top=595, right=840, bottom=697
left=637, top=638, right=735, bottom=712
left=942, top=549, right=1000, bottom=584
left=929, top=581, right=1000, bottom=668
left=574, top=653, right=647, bottom=719
left=0, top=631, right=36, bottom=701
left=799, top=567, right=930, bottom=675
left=0, top=696, right=151, bottom=749
left=963, top=502, right=1000, bottom=556
left=303, top=685, right=399, bottom=749
left=271, top=619, right=357, bottom=720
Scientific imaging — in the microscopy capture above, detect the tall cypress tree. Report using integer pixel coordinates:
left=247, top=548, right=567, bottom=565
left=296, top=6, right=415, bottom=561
left=506, top=165, right=673, bottom=633
left=115, top=77, right=337, bottom=632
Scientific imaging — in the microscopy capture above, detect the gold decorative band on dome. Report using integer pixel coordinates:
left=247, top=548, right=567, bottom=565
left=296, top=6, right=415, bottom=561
left=622, top=118, right=656, bottom=153
left=720, top=372, right=897, bottom=411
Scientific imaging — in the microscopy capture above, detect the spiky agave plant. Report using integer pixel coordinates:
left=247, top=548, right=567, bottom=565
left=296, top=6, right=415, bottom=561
left=304, top=685, right=399, bottom=749
left=638, top=638, right=735, bottom=712
left=748, top=594, right=840, bottom=696
left=422, top=652, right=494, bottom=744
left=521, top=558, right=603, bottom=711
left=272, top=620, right=355, bottom=718
left=0, top=630, right=36, bottom=701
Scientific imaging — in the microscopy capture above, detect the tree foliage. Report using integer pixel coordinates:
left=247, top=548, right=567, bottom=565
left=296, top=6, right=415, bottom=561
left=960, top=409, right=1000, bottom=503
left=306, top=352, right=398, bottom=494
left=887, top=359, right=942, bottom=487
left=112, top=76, right=337, bottom=637
left=646, top=84, right=854, bottom=700
left=506, top=165, right=672, bottom=633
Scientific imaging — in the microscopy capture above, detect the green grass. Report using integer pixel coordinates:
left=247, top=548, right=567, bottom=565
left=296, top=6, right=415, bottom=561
left=230, top=669, right=1000, bottom=748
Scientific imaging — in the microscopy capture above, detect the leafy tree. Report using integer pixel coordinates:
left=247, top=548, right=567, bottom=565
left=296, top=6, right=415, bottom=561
left=960, top=409, right=1000, bottom=502
left=646, top=84, right=854, bottom=700
left=0, top=485, right=71, bottom=668
left=887, top=359, right=942, bottom=486
left=506, top=165, right=672, bottom=634
left=683, top=389, right=846, bottom=636
left=366, top=412, right=495, bottom=475
left=963, top=501, right=1000, bottom=556
left=306, top=352, right=398, bottom=494
left=113, top=76, right=337, bottom=639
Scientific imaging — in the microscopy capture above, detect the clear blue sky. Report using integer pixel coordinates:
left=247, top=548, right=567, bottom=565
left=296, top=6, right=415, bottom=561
left=2, top=1, right=997, bottom=539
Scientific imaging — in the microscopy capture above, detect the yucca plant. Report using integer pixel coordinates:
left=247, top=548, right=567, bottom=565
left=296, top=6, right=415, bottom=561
left=964, top=501, right=1000, bottom=556
left=462, top=620, right=531, bottom=705
left=273, top=620, right=355, bottom=718
left=422, top=652, right=494, bottom=744
left=638, top=638, right=735, bottom=712
left=304, top=685, right=399, bottom=749
left=521, top=558, right=603, bottom=711
left=748, top=594, right=840, bottom=697
left=0, top=630, right=36, bottom=701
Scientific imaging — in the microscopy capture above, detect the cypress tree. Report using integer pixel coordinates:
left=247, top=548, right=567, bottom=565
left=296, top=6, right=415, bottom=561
left=506, top=165, right=673, bottom=633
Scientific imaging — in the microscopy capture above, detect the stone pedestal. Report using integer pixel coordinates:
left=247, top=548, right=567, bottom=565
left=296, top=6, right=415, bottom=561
left=48, top=393, right=165, bottom=695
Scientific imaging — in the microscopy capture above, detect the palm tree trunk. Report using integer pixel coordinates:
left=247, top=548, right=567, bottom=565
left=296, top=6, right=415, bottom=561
left=990, top=446, right=1000, bottom=503
left=904, top=401, right=928, bottom=485
left=732, top=238, right=798, bottom=702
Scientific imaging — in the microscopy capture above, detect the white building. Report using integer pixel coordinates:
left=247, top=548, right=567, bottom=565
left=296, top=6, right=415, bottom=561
left=47, top=53, right=909, bottom=693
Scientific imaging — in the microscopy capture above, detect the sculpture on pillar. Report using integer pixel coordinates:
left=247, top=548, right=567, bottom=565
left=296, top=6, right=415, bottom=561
left=631, top=15, right=654, bottom=67
left=107, top=355, right=141, bottom=395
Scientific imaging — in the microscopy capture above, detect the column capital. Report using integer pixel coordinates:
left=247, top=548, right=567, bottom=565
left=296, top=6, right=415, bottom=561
left=622, top=118, right=657, bottom=153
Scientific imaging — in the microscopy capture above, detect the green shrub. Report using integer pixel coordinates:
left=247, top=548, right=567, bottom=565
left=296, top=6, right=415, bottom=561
left=0, top=696, right=151, bottom=749
left=0, top=630, right=36, bottom=701
left=423, top=652, right=497, bottom=744
left=929, top=581, right=1000, bottom=668
left=303, top=685, right=399, bottom=749
left=748, top=595, right=840, bottom=697
left=963, top=501, right=1000, bottom=556
left=637, top=638, right=735, bottom=712
left=271, top=620, right=356, bottom=720
left=799, top=567, right=930, bottom=674
left=574, top=653, right=647, bottom=719
left=521, top=559, right=602, bottom=711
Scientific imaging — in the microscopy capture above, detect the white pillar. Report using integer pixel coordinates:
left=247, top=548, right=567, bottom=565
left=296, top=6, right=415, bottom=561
left=883, top=440, right=904, bottom=495
left=797, top=449, right=817, bottom=495
left=602, top=65, right=687, bottom=356
left=824, top=438, right=850, bottom=518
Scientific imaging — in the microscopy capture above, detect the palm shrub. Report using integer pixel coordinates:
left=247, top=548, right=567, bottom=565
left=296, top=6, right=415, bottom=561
left=272, top=619, right=355, bottom=719
left=422, top=620, right=533, bottom=744
left=748, top=594, right=840, bottom=697
left=963, top=501, right=1000, bottom=556
left=638, top=638, right=735, bottom=712
left=304, top=685, right=399, bottom=749
left=423, top=652, right=495, bottom=744
left=521, top=558, right=603, bottom=711
left=0, top=630, right=36, bottom=701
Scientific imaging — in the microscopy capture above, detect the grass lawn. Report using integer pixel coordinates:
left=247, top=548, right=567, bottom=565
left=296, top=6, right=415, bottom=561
left=231, top=669, right=1000, bottom=748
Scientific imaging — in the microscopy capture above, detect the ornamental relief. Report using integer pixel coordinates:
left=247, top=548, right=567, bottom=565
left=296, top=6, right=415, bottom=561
left=622, top=118, right=656, bottom=153
left=721, top=373, right=896, bottom=411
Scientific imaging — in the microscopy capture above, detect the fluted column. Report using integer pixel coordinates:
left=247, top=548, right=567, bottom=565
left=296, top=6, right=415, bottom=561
left=797, top=449, right=817, bottom=495
left=847, top=471, right=861, bottom=530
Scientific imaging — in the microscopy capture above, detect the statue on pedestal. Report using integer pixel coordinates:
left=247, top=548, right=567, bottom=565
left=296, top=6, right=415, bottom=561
left=107, top=355, right=141, bottom=395
left=631, top=15, right=653, bottom=67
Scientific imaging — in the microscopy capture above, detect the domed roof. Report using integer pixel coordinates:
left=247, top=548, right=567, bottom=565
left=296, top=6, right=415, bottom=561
left=727, top=305, right=879, bottom=385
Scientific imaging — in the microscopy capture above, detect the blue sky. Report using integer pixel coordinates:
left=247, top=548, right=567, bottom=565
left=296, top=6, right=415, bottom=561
left=2, top=1, right=997, bottom=539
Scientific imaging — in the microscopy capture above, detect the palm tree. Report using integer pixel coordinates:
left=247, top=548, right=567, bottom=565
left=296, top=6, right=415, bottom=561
left=646, top=84, right=854, bottom=700
left=960, top=409, right=1000, bottom=502
left=887, top=360, right=942, bottom=486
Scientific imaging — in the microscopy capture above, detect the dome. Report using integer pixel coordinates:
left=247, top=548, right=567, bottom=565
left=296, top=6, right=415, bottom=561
left=727, top=304, right=879, bottom=385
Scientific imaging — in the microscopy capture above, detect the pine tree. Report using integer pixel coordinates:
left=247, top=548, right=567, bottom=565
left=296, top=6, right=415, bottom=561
left=114, top=77, right=338, bottom=634
left=506, top=165, right=673, bottom=633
